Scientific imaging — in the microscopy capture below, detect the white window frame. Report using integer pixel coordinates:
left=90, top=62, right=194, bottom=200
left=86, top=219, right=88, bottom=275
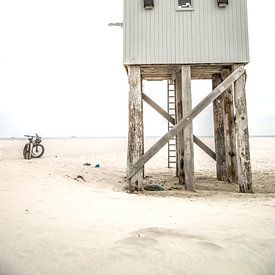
left=176, top=0, right=194, bottom=11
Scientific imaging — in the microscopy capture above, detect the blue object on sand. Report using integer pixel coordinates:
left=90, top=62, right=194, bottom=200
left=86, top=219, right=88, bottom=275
left=95, top=164, right=100, bottom=168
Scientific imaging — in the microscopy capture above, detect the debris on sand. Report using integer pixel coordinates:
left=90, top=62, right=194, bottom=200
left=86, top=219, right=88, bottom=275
left=143, top=184, right=165, bottom=191
left=83, top=163, right=91, bottom=166
left=74, top=175, right=86, bottom=182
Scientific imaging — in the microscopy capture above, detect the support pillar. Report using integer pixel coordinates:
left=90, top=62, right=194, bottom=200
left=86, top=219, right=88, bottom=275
left=222, top=69, right=238, bottom=183
left=176, top=65, right=195, bottom=191
left=233, top=65, right=253, bottom=193
left=212, top=74, right=227, bottom=181
left=127, top=66, right=144, bottom=192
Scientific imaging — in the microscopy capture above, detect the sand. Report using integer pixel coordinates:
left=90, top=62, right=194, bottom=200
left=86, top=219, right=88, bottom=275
left=0, top=137, right=275, bottom=275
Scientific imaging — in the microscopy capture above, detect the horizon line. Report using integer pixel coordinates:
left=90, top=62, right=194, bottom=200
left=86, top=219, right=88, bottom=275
left=1, top=135, right=275, bottom=140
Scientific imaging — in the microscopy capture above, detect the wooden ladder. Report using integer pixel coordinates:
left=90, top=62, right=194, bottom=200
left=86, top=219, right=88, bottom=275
left=167, top=80, right=177, bottom=168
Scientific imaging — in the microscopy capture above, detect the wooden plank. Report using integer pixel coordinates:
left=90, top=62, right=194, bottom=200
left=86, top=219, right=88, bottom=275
left=127, top=66, right=144, bottom=192
left=212, top=73, right=227, bottom=181
left=175, top=70, right=184, bottom=185
left=143, top=92, right=216, bottom=160
left=222, top=68, right=238, bottom=183
left=140, top=64, right=233, bottom=80
left=193, top=136, right=216, bottom=161
left=233, top=65, right=253, bottom=193
left=181, top=65, right=195, bottom=191
left=142, top=93, right=175, bottom=125
left=127, top=66, right=245, bottom=180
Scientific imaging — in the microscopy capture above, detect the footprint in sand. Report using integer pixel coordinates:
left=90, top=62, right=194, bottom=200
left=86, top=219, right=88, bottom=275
left=116, top=227, right=207, bottom=248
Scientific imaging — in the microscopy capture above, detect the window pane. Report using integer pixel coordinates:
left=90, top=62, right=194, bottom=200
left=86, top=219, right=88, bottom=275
left=178, top=0, right=192, bottom=8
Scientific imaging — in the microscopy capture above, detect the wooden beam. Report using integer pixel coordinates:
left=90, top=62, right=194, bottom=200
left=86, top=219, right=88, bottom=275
left=142, top=93, right=175, bottom=125
left=142, top=92, right=216, bottom=160
left=213, top=73, right=227, bottom=181
left=176, top=70, right=184, bottom=185
left=127, top=66, right=245, bottom=180
left=193, top=136, right=216, bottom=161
left=127, top=66, right=144, bottom=192
left=222, top=68, right=238, bottom=183
left=233, top=65, right=253, bottom=193
left=179, top=65, right=195, bottom=191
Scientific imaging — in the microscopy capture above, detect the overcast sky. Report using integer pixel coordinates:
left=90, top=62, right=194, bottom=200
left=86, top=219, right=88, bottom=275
left=0, top=0, right=274, bottom=138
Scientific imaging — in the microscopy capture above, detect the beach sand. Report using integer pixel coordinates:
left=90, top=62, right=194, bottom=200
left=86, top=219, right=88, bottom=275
left=0, top=137, right=275, bottom=275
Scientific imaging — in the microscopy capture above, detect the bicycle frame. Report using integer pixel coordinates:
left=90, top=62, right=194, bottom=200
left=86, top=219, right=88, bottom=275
left=23, top=134, right=43, bottom=159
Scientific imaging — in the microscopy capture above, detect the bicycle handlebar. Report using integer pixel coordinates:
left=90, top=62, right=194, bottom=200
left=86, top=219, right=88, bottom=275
left=24, top=134, right=40, bottom=138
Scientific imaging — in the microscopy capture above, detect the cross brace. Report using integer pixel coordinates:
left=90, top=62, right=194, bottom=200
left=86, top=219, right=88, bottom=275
left=142, top=92, right=216, bottom=161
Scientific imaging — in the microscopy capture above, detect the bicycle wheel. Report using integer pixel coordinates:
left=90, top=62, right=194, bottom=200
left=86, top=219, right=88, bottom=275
left=23, top=143, right=30, bottom=159
left=32, top=144, right=45, bottom=158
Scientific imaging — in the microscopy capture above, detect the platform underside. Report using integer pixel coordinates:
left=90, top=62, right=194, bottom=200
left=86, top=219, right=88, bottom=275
left=129, top=64, right=239, bottom=80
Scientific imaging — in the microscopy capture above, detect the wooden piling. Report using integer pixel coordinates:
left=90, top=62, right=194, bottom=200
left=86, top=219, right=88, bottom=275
left=176, top=65, right=195, bottom=191
left=222, top=69, right=238, bottom=183
left=233, top=65, right=253, bottom=193
left=127, top=66, right=144, bottom=192
left=212, top=73, right=227, bottom=181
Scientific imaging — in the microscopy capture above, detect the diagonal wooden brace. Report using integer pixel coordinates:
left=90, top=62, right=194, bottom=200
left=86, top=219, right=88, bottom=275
left=127, top=66, right=245, bottom=180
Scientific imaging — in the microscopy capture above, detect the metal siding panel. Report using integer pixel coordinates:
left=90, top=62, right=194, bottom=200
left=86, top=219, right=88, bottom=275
left=244, top=0, right=250, bottom=62
left=241, top=0, right=250, bottom=62
left=123, top=0, right=249, bottom=65
left=170, top=0, right=176, bottom=63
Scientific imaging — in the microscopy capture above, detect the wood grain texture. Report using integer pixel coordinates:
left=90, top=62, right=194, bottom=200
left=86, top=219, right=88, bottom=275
left=233, top=65, right=253, bottom=193
left=127, top=66, right=144, bottom=192
left=222, top=68, right=238, bottom=183
left=181, top=65, right=195, bottom=191
left=213, top=73, right=227, bottom=181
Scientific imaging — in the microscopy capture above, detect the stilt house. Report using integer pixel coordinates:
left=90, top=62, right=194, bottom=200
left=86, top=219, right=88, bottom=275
left=124, top=0, right=252, bottom=193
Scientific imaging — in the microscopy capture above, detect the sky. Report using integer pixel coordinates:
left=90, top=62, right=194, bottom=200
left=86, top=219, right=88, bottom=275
left=0, top=0, right=274, bottom=138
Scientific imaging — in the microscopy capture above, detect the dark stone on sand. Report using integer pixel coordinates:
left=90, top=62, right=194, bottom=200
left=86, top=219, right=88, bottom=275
left=74, top=175, right=86, bottom=182
left=143, top=184, right=165, bottom=191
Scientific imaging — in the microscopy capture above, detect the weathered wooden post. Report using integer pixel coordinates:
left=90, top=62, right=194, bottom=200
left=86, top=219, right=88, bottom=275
left=127, top=66, right=144, bottom=192
left=222, top=69, right=238, bottom=184
left=213, top=73, right=227, bottom=181
left=233, top=65, right=253, bottom=193
left=213, top=70, right=238, bottom=184
left=176, top=66, right=195, bottom=190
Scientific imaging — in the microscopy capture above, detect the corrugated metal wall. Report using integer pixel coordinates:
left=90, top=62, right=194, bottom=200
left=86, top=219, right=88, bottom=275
left=123, top=0, right=249, bottom=64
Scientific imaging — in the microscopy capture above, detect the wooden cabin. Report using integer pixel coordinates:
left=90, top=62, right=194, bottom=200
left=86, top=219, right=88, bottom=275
left=124, top=0, right=252, bottom=193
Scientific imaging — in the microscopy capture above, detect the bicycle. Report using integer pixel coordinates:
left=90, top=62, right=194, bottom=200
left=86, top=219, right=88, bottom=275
left=23, top=134, right=45, bottom=159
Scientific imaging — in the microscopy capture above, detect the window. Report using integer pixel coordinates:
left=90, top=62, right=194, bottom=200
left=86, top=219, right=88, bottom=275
left=178, top=0, right=192, bottom=9
left=144, top=0, right=154, bottom=10
left=217, top=0, right=228, bottom=7
left=177, top=0, right=194, bottom=11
